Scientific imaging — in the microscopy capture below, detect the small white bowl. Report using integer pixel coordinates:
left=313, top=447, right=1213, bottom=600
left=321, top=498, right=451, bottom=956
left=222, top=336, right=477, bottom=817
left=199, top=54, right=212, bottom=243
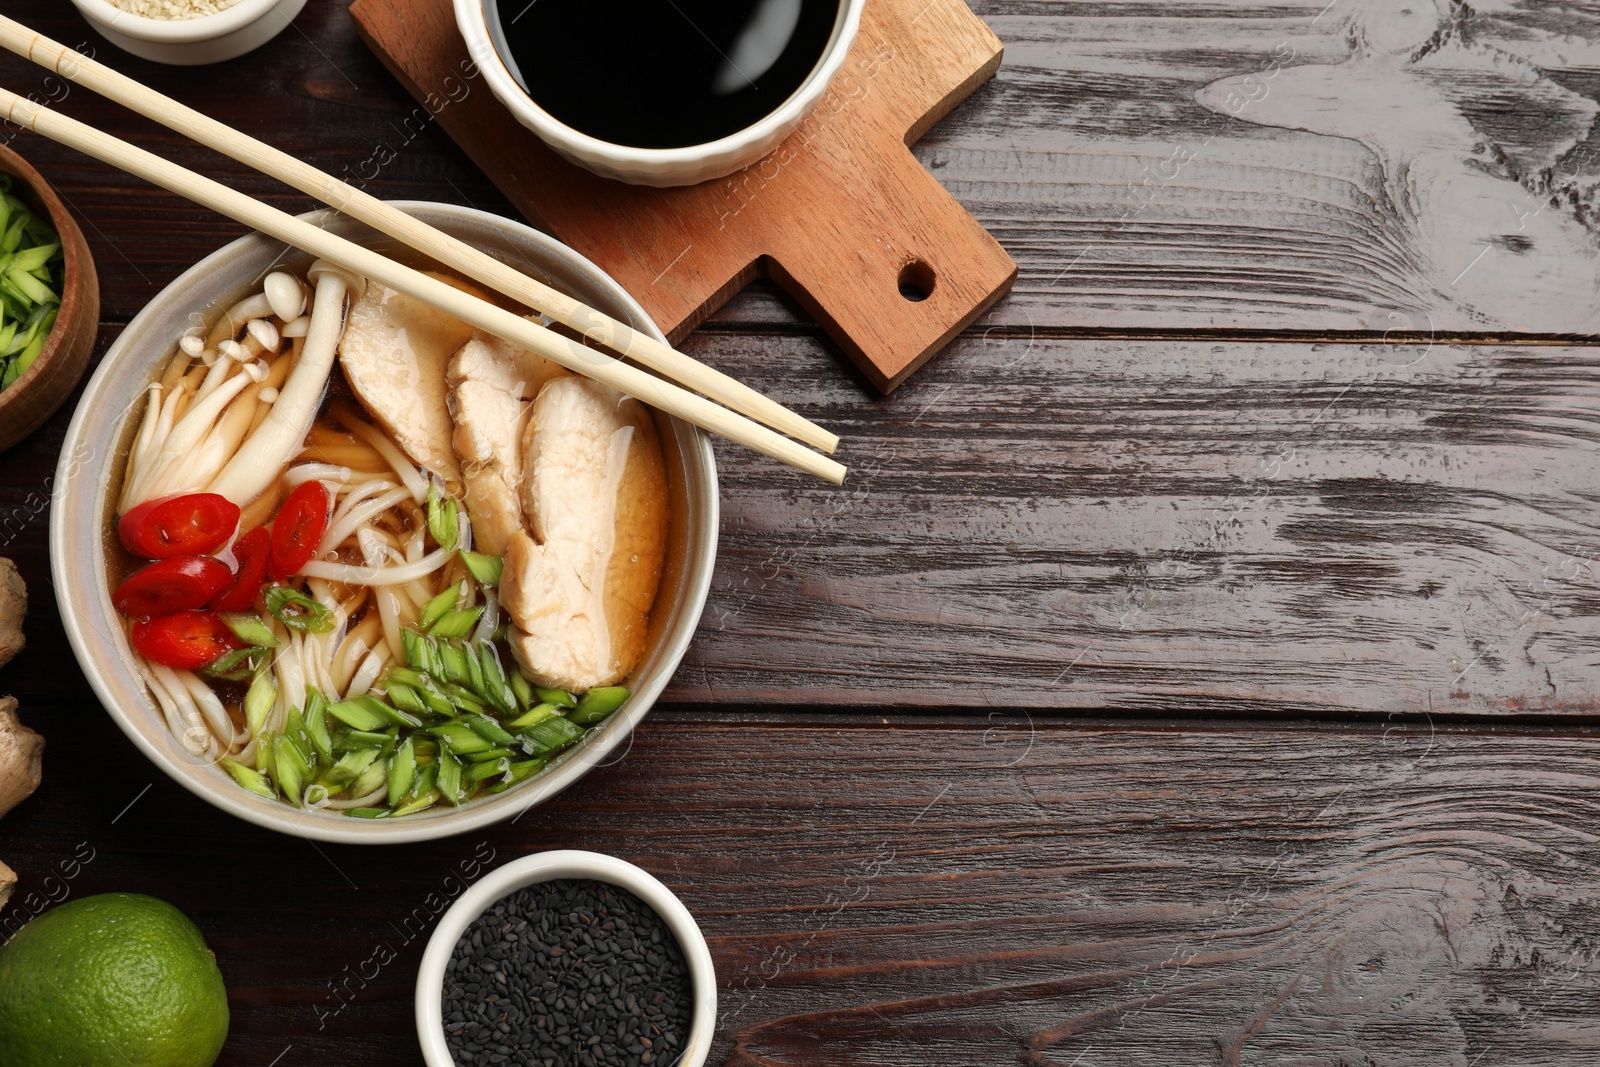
left=69, top=0, right=306, bottom=66
left=454, top=0, right=866, bottom=187
left=416, top=850, right=717, bottom=1067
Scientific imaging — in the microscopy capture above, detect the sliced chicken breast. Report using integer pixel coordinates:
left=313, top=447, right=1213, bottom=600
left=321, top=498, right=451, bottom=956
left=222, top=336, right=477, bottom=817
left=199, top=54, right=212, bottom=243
left=337, top=271, right=484, bottom=486
left=446, top=327, right=569, bottom=557
left=500, top=376, right=668, bottom=692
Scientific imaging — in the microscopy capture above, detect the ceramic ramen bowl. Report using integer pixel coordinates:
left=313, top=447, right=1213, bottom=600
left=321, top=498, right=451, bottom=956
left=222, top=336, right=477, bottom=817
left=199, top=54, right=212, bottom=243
left=51, top=201, right=718, bottom=844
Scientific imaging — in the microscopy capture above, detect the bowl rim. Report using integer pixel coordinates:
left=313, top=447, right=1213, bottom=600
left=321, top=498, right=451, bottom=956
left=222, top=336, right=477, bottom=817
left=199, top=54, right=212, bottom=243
left=414, top=850, right=717, bottom=1067
left=50, top=201, right=719, bottom=845
left=454, top=0, right=867, bottom=168
left=0, top=142, right=94, bottom=411
left=69, top=0, right=287, bottom=42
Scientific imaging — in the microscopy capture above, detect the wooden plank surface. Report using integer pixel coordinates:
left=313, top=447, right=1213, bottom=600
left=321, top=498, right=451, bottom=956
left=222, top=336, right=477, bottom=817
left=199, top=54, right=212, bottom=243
left=5, top=708, right=1600, bottom=1066
left=0, top=2, right=1598, bottom=1065
left=671, top=330, right=1600, bottom=716
left=925, top=0, right=1600, bottom=335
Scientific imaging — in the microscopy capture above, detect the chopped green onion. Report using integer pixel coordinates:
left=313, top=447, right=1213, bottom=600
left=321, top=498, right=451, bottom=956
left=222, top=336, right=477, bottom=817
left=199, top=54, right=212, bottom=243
left=2, top=213, right=27, bottom=253
left=349, top=757, right=389, bottom=800
left=407, top=676, right=456, bottom=719
left=436, top=640, right=471, bottom=686
left=465, top=714, right=515, bottom=746
left=221, top=760, right=277, bottom=799
left=506, top=703, right=560, bottom=730
left=384, top=667, right=428, bottom=689
left=437, top=749, right=465, bottom=806
left=509, top=671, right=535, bottom=711
left=0, top=179, right=61, bottom=396
left=387, top=736, right=416, bottom=807
left=536, top=687, right=577, bottom=709
left=466, top=757, right=512, bottom=782
left=518, top=716, right=586, bottom=755
left=386, top=682, right=429, bottom=717
left=418, top=584, right=462, bottom=632
left=326, top=698, right=389, bottom=732
left=485, top=758, right=549, bottom=794
left=329, top=693, right=420, bottom=729
left=461, top=641, right=489, bottom=696
left=272, top=734, right=311, bottom=806
left=283, top=706, right=314, bottom=768
left=408, top=760, right=437, bottom=800
left=427, top=482, right=460, bottom=552
left=255, top=730, right=276, bottom=777
left=8, top=242, right=57, bottom=273
left=202, top=645, right=268, bottom=682
left=401, top=628, right=425, bottom=670
left=304, top=688, right=333, bottom=762
left=222, top=614, right=279, bottom=648
left=459, top=550, right=503, bottom=586
left=336, top=729, right=394, bottom=751
left=321, top=747, right=381, bottom=788
left=393, top=790, right=440, bottom=816
left=265, top=586, right=335, bottom=635
left=345, top=808, right=389, bottom=819
left=244, top=671, right=277, bottom=735
left=430, top=721, right=493, bottom=756
left=570, top=687, right=630, bottom=725
left=440, top=682, right=487, bottom=717
left=429, top=607, right=484, bottom=639
left=476, top=644, right=516, bottom=716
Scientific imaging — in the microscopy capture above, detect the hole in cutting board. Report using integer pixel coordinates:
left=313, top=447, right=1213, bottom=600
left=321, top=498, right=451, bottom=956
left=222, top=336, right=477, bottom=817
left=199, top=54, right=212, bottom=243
left=898, top=260, right=936, bottom=302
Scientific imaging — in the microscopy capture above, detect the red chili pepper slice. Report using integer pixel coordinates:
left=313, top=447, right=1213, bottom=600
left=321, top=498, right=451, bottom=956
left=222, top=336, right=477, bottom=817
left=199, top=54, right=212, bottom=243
left=112, top=555, right=233, bottom=617
left=118, top=493, right=241, bottom=560
left=129, top=611, right=242, bottom=671
left=208, top=526, right=271, bottom=613
left=267, top=481, right=330, bottom=582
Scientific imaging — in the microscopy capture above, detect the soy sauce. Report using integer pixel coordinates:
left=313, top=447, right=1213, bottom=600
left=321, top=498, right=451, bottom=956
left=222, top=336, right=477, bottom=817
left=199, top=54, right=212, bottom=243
left=486, top=0, right=843, bottom=149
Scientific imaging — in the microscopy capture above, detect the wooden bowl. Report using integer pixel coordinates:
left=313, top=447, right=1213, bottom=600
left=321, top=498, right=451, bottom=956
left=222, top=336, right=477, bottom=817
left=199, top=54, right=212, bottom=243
left=0, top=143, right=100, bottom=453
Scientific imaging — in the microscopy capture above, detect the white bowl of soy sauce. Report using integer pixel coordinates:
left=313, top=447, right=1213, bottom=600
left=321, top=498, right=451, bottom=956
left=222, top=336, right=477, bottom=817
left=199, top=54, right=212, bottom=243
left=455, top=0, right=866, bottom=187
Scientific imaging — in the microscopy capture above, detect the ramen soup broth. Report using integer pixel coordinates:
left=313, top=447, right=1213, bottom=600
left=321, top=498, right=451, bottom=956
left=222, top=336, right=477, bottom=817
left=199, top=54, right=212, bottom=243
left=109, top=253, right=668, bottom=816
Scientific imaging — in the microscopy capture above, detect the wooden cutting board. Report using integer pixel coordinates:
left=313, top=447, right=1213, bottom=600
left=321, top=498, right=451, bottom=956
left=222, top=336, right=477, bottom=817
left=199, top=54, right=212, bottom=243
left=350, top=0, right=1015, bottom=393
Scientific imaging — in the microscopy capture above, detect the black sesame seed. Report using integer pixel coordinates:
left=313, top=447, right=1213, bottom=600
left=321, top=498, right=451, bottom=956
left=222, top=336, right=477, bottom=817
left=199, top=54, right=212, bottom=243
left=442, top=878, right=694, bottom=1067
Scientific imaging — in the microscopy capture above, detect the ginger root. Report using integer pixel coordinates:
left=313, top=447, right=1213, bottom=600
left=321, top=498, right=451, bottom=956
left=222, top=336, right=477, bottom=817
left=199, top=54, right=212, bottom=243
left=0, top=559, right=33, bottom=915
left=0, top=558, right=20, bottom=669
left=0, top=697, right=41, bottom=820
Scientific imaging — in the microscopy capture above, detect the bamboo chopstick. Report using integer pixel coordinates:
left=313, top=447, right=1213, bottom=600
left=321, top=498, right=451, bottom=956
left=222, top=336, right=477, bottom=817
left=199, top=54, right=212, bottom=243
left=0, top=88, right=848, bottom=485
left=0, top=16, right=841, bottom=456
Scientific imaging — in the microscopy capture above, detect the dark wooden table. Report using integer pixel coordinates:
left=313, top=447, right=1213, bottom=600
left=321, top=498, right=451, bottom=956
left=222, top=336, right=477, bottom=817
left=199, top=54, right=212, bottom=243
left=6, top=1, right=1600, bottom=1064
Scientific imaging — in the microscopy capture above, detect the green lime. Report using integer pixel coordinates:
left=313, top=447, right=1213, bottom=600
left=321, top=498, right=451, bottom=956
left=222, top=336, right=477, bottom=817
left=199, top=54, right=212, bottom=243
left=0, top=893, right=229, bottom=1067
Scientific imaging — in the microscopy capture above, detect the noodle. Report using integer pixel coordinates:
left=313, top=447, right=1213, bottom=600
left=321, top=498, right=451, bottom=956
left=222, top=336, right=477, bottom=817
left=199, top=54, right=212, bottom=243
left=300, top=549, right=453, bottom=587
left=341, top=410, right=429, bottom=503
